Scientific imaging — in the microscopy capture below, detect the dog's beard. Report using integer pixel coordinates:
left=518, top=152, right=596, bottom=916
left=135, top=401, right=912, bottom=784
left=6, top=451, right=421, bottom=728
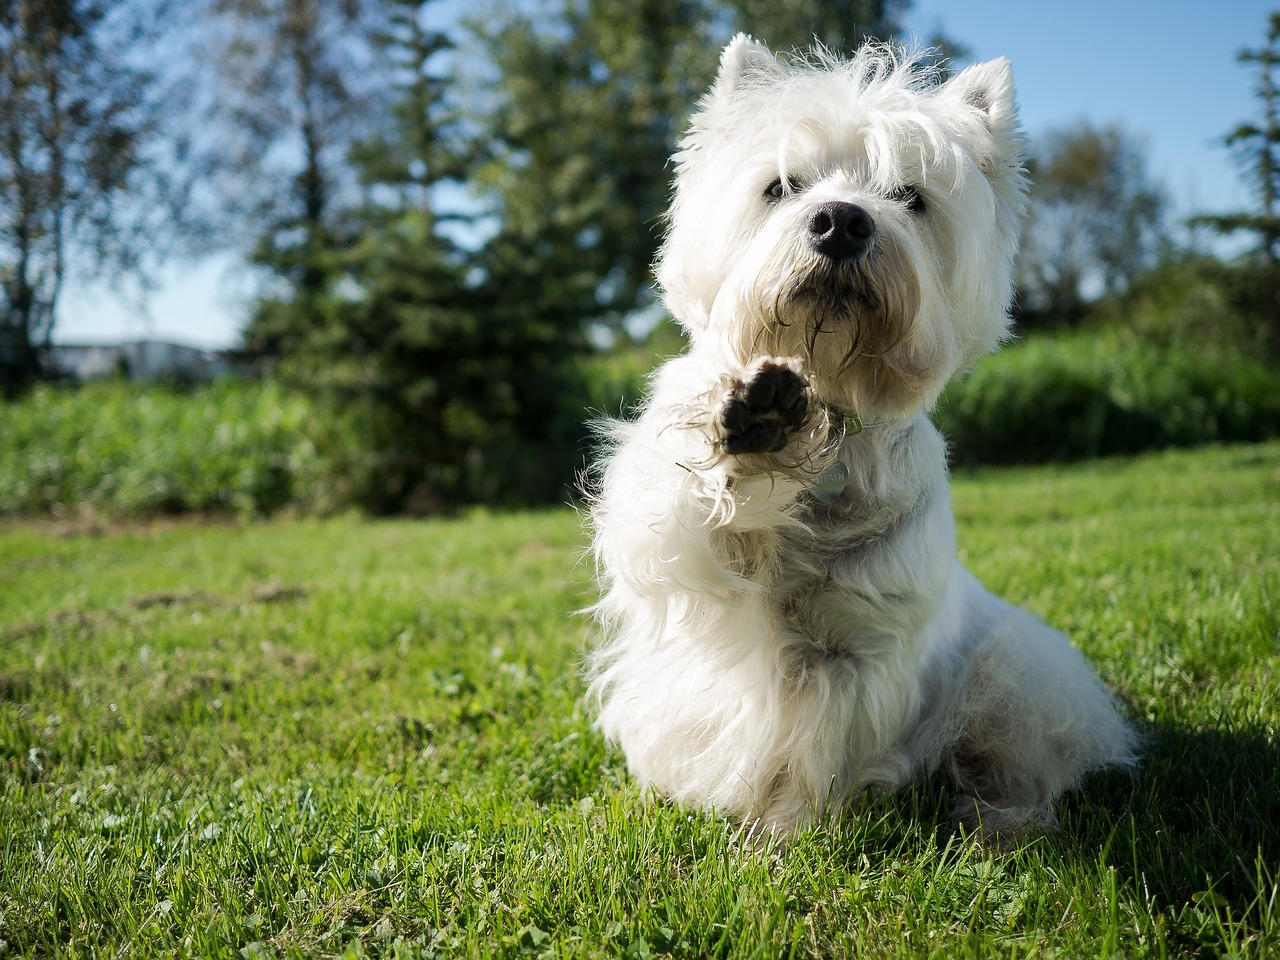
left=733, top=233, right=929, bottom=413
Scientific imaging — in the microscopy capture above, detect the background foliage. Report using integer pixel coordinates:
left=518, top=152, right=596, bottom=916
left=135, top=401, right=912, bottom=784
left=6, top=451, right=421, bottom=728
left=0, top=380, right=375, bottom=517
left=936, top=332, right=1280, bottom=466
left=1, top=2, right=1278, bottom=514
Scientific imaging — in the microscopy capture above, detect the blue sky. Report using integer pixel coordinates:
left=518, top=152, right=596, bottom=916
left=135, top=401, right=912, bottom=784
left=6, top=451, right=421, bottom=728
left=56, top=0, right=1274, bottom=349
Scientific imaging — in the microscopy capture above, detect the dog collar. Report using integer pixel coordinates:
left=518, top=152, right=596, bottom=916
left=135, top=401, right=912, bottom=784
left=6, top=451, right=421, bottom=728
left=827, top=406, right=896, bottom=439
left=809, top=408, right=893, bottom=504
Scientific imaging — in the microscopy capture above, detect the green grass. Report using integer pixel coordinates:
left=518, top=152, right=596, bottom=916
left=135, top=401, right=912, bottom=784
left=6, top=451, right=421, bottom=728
left=2, top=442, right=1278, bottom=958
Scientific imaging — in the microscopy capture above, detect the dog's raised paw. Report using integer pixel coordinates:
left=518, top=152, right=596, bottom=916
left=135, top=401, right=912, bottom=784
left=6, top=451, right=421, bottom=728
left=719, top=359, right=811, bottom=455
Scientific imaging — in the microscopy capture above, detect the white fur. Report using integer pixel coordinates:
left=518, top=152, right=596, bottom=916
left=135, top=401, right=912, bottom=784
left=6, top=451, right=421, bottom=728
left=586, top=37, right=1137, bottom=841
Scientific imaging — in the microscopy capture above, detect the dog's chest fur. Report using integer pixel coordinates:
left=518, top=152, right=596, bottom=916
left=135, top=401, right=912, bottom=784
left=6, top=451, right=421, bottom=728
left=734, top=415, right=953, bottom=675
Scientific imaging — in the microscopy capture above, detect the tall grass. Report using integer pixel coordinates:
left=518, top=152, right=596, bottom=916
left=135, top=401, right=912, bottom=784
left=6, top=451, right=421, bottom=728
left=0, top=380, right=375, bottom=517
left=3, top=325, right=1277, bottom=519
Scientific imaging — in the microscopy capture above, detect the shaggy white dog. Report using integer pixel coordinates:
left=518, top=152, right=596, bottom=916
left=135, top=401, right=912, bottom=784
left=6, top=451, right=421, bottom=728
left=587, top=35, right=1137, bottom=842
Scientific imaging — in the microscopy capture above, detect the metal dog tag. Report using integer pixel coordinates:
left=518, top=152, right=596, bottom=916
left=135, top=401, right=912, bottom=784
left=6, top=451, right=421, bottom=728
left=810, top=460, right=849, bottom=504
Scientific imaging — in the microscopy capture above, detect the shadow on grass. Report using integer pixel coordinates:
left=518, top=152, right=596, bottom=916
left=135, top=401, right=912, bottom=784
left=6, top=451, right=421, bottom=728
left=814, top=718, right=1278, bottom=926
left=1062, top=720, right=1280, bottom=913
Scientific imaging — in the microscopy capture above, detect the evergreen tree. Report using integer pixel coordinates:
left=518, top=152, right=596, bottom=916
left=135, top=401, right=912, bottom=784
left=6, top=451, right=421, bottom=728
left=468, top=0, right=715, bottom=339
left=1196, top=12, right=1280, bottom=356
left=1200, top=12, right=1280, bottom=265
left=278, top=0, right=583, bottom=509
left=723, top=0, right=909, bottom=54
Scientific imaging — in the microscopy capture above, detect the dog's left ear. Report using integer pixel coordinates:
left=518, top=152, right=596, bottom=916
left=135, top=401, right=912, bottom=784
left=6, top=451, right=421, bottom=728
left=944, top=58, right=1017, bottom=131
left=947, top=59, right=1024, bottom=140
left=941, top=58, right=1025, bottom=177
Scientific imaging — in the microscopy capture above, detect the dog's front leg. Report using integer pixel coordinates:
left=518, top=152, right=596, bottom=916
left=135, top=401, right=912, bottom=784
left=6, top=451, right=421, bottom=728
left=589, top=350, right=831, bottom=823
left=593, top=351, right=827, bottom=600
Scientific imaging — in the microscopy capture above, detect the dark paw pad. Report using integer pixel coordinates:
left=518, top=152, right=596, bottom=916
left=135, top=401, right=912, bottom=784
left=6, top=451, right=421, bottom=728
left=720, top=361, right=810, bottom=456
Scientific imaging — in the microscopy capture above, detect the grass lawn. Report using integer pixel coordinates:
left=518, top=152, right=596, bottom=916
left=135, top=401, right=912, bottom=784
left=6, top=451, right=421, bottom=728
left=1, top=441, right=1277, bottom=958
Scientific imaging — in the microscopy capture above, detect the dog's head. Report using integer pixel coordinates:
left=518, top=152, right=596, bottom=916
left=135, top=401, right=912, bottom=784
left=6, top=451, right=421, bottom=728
left=657, top=35, right=1029, bottom=419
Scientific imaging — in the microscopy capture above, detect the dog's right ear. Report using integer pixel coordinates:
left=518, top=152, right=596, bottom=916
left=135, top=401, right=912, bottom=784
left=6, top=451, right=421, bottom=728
left=709, top=34, right=786, bottom=103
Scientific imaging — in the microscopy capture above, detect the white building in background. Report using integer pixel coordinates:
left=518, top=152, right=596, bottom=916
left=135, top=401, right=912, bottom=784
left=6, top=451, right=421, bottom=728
left=51, top=340, right=237, bottom=382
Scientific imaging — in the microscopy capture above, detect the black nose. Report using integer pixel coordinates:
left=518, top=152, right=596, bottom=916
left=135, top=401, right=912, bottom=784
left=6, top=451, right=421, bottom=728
left=807, top=201, right=875, bottom=260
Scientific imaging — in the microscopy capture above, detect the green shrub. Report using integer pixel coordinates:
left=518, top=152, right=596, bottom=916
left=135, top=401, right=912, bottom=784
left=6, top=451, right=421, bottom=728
left=0, top=379, right=378, bottom=517
left=936, top=332, right=1280, bottom=465
left=577, top=345, right=660, bottom=421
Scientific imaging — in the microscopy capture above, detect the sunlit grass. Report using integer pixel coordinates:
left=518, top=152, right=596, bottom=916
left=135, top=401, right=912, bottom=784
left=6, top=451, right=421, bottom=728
left=1, top=442, right=1277, bottom=958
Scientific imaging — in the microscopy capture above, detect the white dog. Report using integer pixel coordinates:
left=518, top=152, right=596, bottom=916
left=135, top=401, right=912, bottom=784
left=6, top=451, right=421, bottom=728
left=586, top=36, right=1137, bottom=842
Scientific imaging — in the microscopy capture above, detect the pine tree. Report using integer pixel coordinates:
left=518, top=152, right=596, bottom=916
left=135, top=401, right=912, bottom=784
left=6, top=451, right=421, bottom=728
left=722, top=0, right=910, bottom=54
left=468, top=0, right=715, bottom=338
left=1206, top=13, right=1280, bottom=263
left=1197, top=12, right=1280, bottom=355
left=282, top=0, right=584, bottom=509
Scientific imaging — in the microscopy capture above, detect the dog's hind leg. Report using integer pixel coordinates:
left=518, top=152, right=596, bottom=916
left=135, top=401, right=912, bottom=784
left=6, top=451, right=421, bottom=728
left=941, top=587, right=1138, bottom=847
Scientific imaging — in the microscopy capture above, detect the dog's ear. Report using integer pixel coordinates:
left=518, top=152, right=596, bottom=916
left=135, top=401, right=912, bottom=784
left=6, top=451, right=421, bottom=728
left=942, top=58, right=1021, bottom=148
left=709, top=33, right=786, bottom=103
left=941, top=58, right=1027, bottom=189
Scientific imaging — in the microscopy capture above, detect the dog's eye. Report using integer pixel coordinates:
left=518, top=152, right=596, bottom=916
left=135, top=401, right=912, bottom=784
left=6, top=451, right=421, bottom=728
left=764, top=177, right=801, bottom=202
left=890, top=185, right=927, bottom=214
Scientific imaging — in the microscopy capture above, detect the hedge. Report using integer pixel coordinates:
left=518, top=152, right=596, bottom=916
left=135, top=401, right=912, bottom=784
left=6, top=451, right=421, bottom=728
left=935, top=332, right=1280, bottom=465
